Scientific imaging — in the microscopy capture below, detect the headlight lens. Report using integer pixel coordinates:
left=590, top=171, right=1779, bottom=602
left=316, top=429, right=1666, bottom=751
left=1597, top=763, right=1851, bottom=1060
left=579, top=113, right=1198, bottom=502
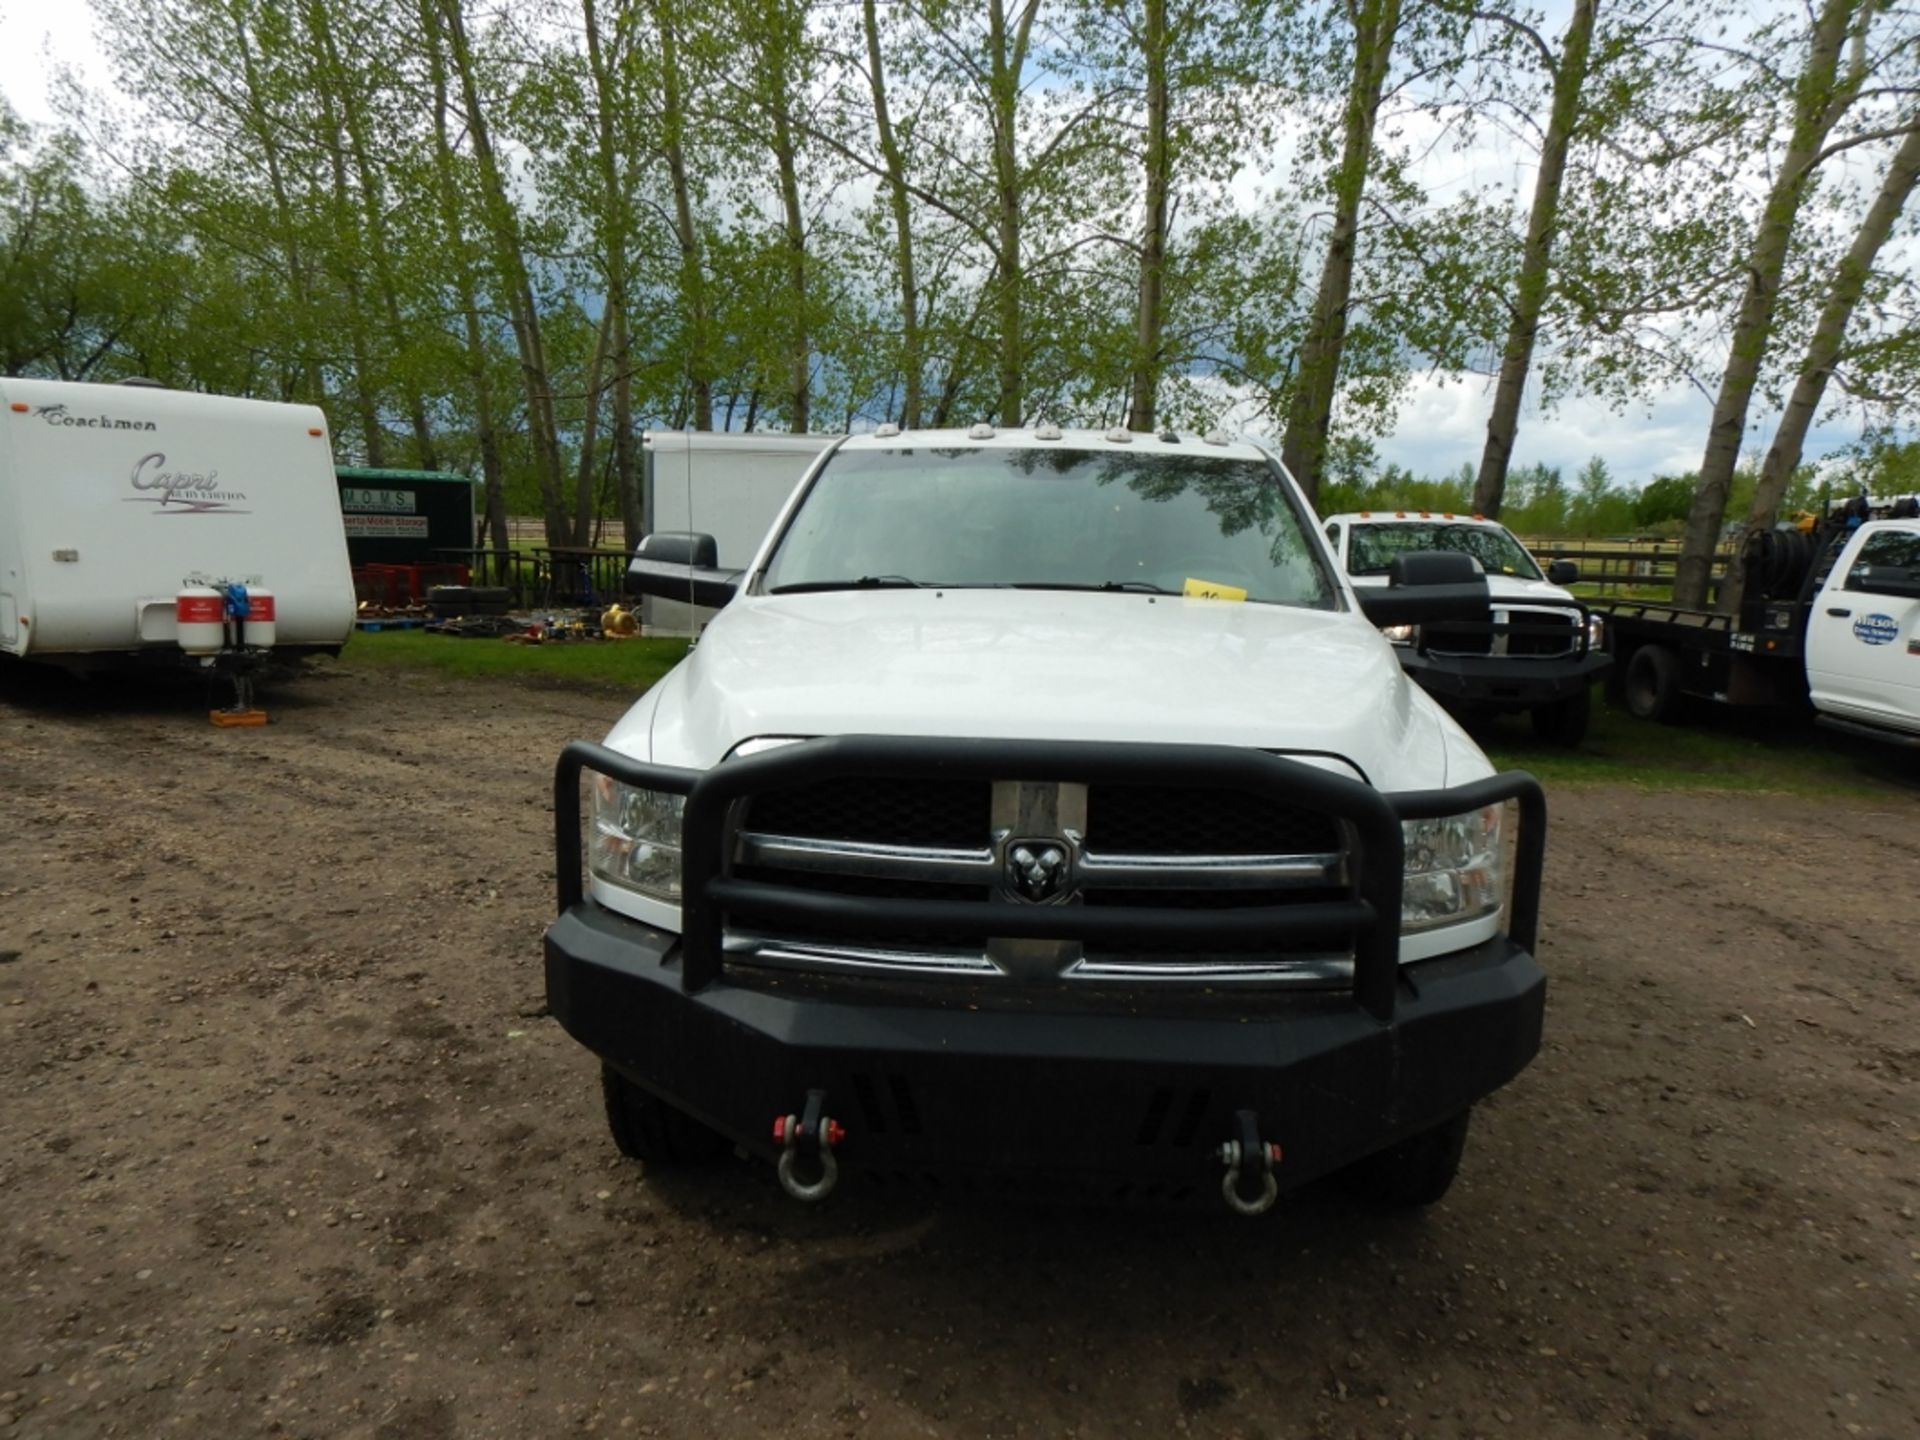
left=1380, top=624, right=1416, bottom=644
left=589, top=775, right=684, bottom=901
left=1586, top=614, right=1604, bottom=649
left=1401, top=804, right=1504, bottom=932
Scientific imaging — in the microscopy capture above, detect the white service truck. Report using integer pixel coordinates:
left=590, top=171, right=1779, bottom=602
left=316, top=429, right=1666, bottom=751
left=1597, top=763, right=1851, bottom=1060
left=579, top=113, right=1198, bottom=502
left=1323, top=511, right=1609, bottom=745
left=1600, top=515, right=1920, bottom=745
left=544, top=427, right=1549, bottom=1216
left=0, top=377, right=355, bottom=676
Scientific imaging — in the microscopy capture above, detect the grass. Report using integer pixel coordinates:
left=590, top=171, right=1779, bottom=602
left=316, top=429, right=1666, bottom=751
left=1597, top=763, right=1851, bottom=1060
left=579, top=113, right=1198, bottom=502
left=1476, top=697, right=1911, bottom=799
left=331, top=627, right=691, bottom=693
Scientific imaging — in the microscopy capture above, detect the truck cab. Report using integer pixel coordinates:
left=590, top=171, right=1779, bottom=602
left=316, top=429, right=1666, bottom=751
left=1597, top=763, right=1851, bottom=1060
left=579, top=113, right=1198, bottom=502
left=544, top=430, right=1549, bottom=1215
left=1803, top=519, right=1920, bottom=743
left=1324, top=512, right=1608, bottom=744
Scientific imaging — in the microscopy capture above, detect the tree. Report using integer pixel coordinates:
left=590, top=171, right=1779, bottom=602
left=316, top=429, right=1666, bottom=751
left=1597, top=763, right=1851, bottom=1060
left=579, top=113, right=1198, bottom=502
left=1470, top=0, right=1597, bottom=518
left=1673, top=0, right=1913, bottom=607
left=1721, top=120, right=1920, bottom=612
left=1633, top=474, right=1694, bottom=529
left=1279, top=0, right=1403, bottom=504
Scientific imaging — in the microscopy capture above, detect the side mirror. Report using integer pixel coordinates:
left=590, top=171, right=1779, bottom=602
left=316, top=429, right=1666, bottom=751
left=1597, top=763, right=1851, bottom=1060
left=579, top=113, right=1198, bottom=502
left=1355, top=551, right=1491, bottom=628
left=1546, top=558, right=1580, bottom=586
left=627, top=530, right=741, bottom=608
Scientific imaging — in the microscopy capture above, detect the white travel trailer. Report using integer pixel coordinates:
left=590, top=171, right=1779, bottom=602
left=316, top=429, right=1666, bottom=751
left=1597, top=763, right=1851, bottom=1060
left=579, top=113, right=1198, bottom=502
left=639, top=430, right=840, bottom=632
left=0, top=378, right=356, bottom=673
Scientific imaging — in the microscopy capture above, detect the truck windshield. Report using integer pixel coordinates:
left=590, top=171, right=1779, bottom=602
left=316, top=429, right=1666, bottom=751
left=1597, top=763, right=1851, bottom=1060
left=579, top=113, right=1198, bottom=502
left=1347, top=523, right=1543, bottom=581
left=761, top=447, right=1336, bottom=608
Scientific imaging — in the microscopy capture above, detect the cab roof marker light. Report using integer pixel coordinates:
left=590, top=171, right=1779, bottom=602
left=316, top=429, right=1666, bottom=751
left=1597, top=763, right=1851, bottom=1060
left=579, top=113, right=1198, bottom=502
left=308, top=427, right=324, bottom=436
left=8, top=403, right=26, bottom=413
left=1105, top=427, right=1133, bottom=443
left=1158, top=429, right=1180, bottom=443
left=874, top=422, right=900, bottom=438
left=1033, top=423, right=1062, bottom=441
left=968, top=422, right=995, bottom=440
left=1202, top=429, right=1231, bottom=446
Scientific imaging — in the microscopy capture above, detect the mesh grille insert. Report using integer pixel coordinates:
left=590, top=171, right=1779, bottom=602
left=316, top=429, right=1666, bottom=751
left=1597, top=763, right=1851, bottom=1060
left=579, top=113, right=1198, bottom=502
left=1083, top=784, right=1337, bottom=856
left=744, top=778, right=991, bottom=848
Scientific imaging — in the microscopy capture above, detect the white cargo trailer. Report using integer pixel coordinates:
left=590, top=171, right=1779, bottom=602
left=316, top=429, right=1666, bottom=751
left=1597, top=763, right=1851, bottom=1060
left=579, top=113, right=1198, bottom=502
left=0, top=378, right=356, bottom=673
left=639, top=430, right=840, bottom=632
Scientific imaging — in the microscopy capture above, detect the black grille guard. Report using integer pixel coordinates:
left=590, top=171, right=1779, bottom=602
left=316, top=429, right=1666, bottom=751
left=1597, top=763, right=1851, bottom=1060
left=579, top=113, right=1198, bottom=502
left=553, top=736, right=1545, bottom=1025
left=1417, top=593, right=1596, bottom=658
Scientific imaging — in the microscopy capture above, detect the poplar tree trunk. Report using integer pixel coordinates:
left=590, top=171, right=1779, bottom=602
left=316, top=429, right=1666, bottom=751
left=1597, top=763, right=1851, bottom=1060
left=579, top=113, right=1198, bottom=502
left=1126, top=0, right=1170, bottom=433
left=435, top=0, right=571, bottom=547
left=771, top=87, right=810, bottom=432
left=1721, top=119, right=1920, bottom=614
left=232, top=13, right=326, bottom=406
left=306, top=26, right=385, bottom=465
left=309, top=0, right=438, bottom=469
left=863, top=0, right=922, bottom=427
left=1472, top=0, right=1597, bottom=519
left=1279, top=0, right=1402, bottom=505
left=582, top=0, right=641, bottom=544
left=425, top=0, right=508, bottom=577
left=1672, top=0, right=1861, bottom=609
left=573, top=306, right=615, bottom=546
left=653, top=0, right=714, bottom=430
left=987, top=0, right=1038, bottom=428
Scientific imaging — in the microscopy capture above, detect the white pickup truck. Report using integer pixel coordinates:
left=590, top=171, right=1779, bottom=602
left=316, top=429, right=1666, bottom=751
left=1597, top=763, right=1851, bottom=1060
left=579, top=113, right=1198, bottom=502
left=544, top=429, right=1548, bottom=1214
left=1324, top=512, right=1609, bottom=745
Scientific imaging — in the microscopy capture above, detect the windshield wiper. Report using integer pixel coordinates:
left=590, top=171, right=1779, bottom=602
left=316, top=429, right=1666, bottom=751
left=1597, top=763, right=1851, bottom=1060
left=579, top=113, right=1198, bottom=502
left=768, top=574, right=927, bottom=595
left=1005, top=580, right=1176, bottom=595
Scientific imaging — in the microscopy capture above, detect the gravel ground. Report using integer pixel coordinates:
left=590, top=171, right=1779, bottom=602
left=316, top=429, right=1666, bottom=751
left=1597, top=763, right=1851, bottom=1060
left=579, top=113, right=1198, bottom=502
left=1, top=658, right=1916, bottom=1440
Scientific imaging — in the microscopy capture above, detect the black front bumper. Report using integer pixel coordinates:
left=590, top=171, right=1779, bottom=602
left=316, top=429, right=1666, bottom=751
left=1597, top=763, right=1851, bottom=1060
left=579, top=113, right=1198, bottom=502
left=542, top=735, right=1550, bottom=1195
left=546, top=902, right=1545, bottom=1191
left=1400, top=649, right=1610, bottom=707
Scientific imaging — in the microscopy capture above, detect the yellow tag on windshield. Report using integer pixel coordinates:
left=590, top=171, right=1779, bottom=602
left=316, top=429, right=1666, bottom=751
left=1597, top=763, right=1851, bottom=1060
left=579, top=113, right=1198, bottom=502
left=1183, top=577, right=1248, bottom=602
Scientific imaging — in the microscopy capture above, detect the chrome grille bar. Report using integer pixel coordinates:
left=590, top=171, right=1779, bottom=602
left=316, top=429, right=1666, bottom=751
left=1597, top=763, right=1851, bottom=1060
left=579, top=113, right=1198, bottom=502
left=736, top=832, right=1343, bottom=890
left=724, top=934, right=1349, bottom=985
left=1078, top=851, right=1343, bottom=889
left=735, top=832, right=993, bottom=884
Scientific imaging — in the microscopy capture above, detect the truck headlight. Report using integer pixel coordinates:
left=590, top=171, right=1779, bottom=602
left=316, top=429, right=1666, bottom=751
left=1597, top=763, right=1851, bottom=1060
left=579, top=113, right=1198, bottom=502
left=1401, top=805, right=1504, bottom=932
left=1380, top=624, right=1416, bottom=644
left=589, top=776, right=684, bottom=901
left=1586, top=614, right=1604, bottom=649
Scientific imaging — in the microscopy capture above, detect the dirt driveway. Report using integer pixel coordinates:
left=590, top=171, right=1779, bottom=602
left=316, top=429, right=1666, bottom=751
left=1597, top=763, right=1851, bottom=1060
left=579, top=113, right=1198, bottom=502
left=2, top=660, right=1916, bottom=1440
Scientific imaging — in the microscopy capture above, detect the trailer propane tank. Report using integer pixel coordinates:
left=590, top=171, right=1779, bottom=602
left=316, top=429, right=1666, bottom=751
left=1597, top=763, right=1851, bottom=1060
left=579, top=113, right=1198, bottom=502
left=175, top=587, right=226, bottom=656
left=242, top=587, right=276, bottom=649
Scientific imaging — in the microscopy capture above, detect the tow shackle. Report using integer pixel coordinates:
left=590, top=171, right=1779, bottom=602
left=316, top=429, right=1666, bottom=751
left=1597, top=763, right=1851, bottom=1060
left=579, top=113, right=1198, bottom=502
left=774, top=1088, right=844, bottom=1203
left=1218, top=1109, right=1282, bottom=1217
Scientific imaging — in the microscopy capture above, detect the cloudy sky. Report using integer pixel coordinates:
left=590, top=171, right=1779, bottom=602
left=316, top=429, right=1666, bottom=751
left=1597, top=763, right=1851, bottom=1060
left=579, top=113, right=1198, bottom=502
left=0, top=1, right=1892, bottom=490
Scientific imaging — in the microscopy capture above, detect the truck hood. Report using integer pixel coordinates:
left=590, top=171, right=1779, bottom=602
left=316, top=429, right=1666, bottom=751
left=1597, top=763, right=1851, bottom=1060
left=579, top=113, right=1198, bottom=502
left=616, top=589, right=1476, bottom=791
left=1349, top=571, right=1574, bottom=606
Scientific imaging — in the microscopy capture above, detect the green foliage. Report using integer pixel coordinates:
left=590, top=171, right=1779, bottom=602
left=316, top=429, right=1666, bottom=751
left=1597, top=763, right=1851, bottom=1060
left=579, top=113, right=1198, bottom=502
left=1, top=0, right=1913, bottom=548
left=1633, top=473, right=1694, bottom=528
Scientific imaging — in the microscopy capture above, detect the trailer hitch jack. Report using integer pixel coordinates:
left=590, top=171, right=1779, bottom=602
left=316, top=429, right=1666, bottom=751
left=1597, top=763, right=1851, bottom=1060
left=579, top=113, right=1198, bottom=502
left=774, top=1089, right=844, bottom=1203
left=1218, top=1109, right=1282, bottom=1217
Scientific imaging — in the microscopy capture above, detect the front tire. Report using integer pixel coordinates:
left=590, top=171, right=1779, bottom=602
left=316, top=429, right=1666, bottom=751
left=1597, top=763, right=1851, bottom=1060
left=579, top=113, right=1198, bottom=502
left=1342, top=1110, right=1472, bottom=1208
left=1530, top=687, right=1591, bottom=746
left=601, top=1064, right=732, bottom=1165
